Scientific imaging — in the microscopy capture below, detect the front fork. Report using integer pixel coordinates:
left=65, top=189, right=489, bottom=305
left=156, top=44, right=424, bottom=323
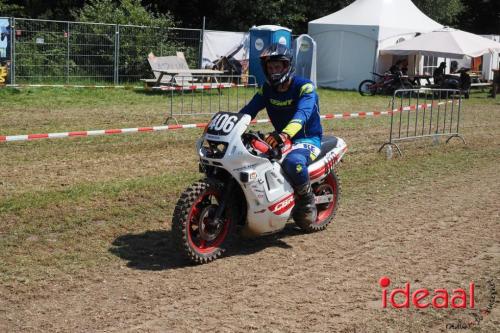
left=213, top=180, right=235, bottom=224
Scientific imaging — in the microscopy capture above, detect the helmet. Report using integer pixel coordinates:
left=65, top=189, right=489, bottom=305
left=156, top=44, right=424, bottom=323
left=259, top=43, right=294, bottom=88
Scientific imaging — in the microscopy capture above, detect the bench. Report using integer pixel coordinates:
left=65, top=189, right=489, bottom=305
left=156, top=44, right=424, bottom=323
left=142, top=53, right=224, bottom=89
left=470, top=82, right=493, bottom=88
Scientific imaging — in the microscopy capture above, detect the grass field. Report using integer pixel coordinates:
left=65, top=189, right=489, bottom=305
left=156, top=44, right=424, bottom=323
left=0, top=87, right=499, bottom=332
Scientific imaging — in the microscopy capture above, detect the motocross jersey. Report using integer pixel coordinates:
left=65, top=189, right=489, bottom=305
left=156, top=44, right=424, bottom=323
left=239, top=76, right=322, bottom=148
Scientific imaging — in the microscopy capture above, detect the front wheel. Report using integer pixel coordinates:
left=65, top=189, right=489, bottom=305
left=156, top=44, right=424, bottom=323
left=359, top=80, right=377, bottom=96
left=296, top=170, right=341, bottom=232
left=172, top=179, right=234, bottom=264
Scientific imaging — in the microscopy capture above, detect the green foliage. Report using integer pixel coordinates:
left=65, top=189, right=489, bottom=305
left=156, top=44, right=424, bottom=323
left=8, top=0, right=200, bottom=84
left=13, top=20, right=75, bottom=84
left=0, top=0, right=24, bottom=16
left=2, top=0, right=495, bottom=35
left=141, top=0, right=357, bottom=33
left=73, top=0, right=174, bottom=28
left=412, top=0, right=465, bottom=26
left=458, top=0, right=500, bottom=34
left=72, top=0, right=199, bottom=83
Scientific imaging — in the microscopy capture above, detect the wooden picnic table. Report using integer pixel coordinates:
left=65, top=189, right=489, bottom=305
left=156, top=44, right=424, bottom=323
left=405, top=74, right=433, bottom=86
left=155, top=69, right=224, bottom=86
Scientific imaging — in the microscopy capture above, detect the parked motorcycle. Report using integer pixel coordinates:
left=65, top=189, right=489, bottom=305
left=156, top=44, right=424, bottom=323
left=440, top=68, right=472, bottom=99
left=358, top=72, right=413, bottom=96
left=172, top=112, right=347, bottom=264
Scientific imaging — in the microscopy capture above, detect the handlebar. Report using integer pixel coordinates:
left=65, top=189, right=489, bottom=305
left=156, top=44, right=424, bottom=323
left=243, top=131, right=282, bottom=161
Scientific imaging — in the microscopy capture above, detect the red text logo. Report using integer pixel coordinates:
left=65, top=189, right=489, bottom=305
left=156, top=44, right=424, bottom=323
left=269, top=194, right=294, bottom=215
left=380, top=276, right=475, bottom=309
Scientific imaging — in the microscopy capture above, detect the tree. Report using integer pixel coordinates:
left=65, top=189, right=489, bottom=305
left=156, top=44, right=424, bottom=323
left=0, top=0, right=84, bottom=19
left=412, top=0, right=465, bottom=26
left=143, top=0, right=355, bottom=33
left=458, top=0, right=500, bottom=34
left=0, top=0, right=24, bottom=16
left=72, top=0, right=184, bottom=82
left=74, top=0, right=174, bottom=27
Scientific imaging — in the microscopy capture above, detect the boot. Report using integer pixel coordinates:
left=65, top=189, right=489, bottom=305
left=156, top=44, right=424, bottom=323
left=293, top=182, right=317, bottom=225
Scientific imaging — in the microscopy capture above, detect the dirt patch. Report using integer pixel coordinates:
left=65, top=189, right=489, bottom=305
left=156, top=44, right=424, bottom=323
left=1, top=95, right=499, bottom=332
left=1, top=152, right=498, bottom=333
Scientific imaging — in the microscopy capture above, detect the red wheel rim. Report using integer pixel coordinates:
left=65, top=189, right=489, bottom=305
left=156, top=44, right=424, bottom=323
left=187, top=189, right=231, bottom=254
left=314, top=173, right=337, bottom=223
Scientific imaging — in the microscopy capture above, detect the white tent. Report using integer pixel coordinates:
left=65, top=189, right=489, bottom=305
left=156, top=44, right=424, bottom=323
left=481, top=35, right=500, bottom=81
left=380, top=28, right=500, bottom=58
left=308, top=0, right=442, bottom=90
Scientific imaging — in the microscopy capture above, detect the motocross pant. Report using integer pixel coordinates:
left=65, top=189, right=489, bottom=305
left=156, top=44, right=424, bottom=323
left=281, top=142, right=321, bottom=186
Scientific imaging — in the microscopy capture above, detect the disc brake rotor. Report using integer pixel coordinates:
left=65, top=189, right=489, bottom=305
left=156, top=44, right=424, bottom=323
left=197, top=205, right=223, bottom=242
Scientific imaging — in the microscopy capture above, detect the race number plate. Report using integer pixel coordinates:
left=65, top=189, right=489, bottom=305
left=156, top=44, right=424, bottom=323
left=206, top=112, right=245, bottom=136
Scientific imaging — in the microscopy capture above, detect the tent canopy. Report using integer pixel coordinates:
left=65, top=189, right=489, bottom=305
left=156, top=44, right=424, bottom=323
left=308, top=0, right=443, bottom=89
left=380, top=27, right=500, bottom=58
left=309, top=0, right=442, bottom=41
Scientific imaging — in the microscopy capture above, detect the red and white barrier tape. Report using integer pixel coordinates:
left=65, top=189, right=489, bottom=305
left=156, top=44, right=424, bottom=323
left=0, top=100, right=455, bottom=143
left=6, top=83, right=256, bottom=90
left=0, top=124, right=207, bottom=142
left=7, top=84, right=134, bottom=89
left=153, top=83, right=255, bottom=91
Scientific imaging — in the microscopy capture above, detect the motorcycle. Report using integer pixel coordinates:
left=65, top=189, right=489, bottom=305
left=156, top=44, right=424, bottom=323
left=172, top=111, right=347, bottom=264
left=440, top=68, right=472, bottom=99
left=358, top=72, right=413, bottom=96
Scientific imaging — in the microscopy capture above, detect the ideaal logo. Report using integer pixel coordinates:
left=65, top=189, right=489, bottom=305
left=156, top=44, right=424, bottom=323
left=379, top=276, right=475, bottom=309
left=379, top=276, right=497, bottom=330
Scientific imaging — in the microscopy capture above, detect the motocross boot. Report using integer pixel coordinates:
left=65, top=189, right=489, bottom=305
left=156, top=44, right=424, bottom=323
left=293, top=182, right=317, bottom=225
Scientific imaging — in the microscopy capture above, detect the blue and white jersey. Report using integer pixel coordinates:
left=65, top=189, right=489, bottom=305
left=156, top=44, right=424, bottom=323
left=239, top=76, right=322, bottom=148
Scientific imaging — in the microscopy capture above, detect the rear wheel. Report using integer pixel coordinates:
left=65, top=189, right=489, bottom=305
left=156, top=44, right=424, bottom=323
left=359, top=80, right=376, bottom=96
left=296, top=170, right=341, bottom=232
left=172, top=179, right=234, bottom=264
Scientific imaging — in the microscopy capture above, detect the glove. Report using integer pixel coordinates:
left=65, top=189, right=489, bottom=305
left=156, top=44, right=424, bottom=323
left=265, top=132, right=290, bottom=150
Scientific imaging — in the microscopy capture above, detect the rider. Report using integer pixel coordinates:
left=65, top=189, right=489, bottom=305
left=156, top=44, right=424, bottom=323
left=433, top=62, right=447, bottom=86
left=388, top=60, right=404, bottom=76
left=239, top=43, right=322, bottom=225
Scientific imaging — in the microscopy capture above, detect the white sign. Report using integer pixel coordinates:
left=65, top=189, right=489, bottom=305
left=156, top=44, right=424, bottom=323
left=255, top=38, right=264, bottom=51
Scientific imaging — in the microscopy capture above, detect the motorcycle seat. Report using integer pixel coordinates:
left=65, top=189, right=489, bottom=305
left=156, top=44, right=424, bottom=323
left=315, top=136, right=338, bottom=161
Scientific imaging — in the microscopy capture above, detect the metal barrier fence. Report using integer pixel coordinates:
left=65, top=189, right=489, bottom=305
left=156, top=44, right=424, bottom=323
left=379, top=89, right=466, bottom=157
left=156, top=74, right=258, bottom=124
left=1, top=17, right=202, bottom=85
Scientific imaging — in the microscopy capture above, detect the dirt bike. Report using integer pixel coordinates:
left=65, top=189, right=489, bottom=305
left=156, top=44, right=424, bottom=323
left=358, top=72, right=413, bottom=96
left=172, top=111, right=347, bottom=264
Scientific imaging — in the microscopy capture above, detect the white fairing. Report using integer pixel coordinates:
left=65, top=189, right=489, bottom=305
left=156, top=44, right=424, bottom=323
left=197, top=112, right=347, bottom=237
